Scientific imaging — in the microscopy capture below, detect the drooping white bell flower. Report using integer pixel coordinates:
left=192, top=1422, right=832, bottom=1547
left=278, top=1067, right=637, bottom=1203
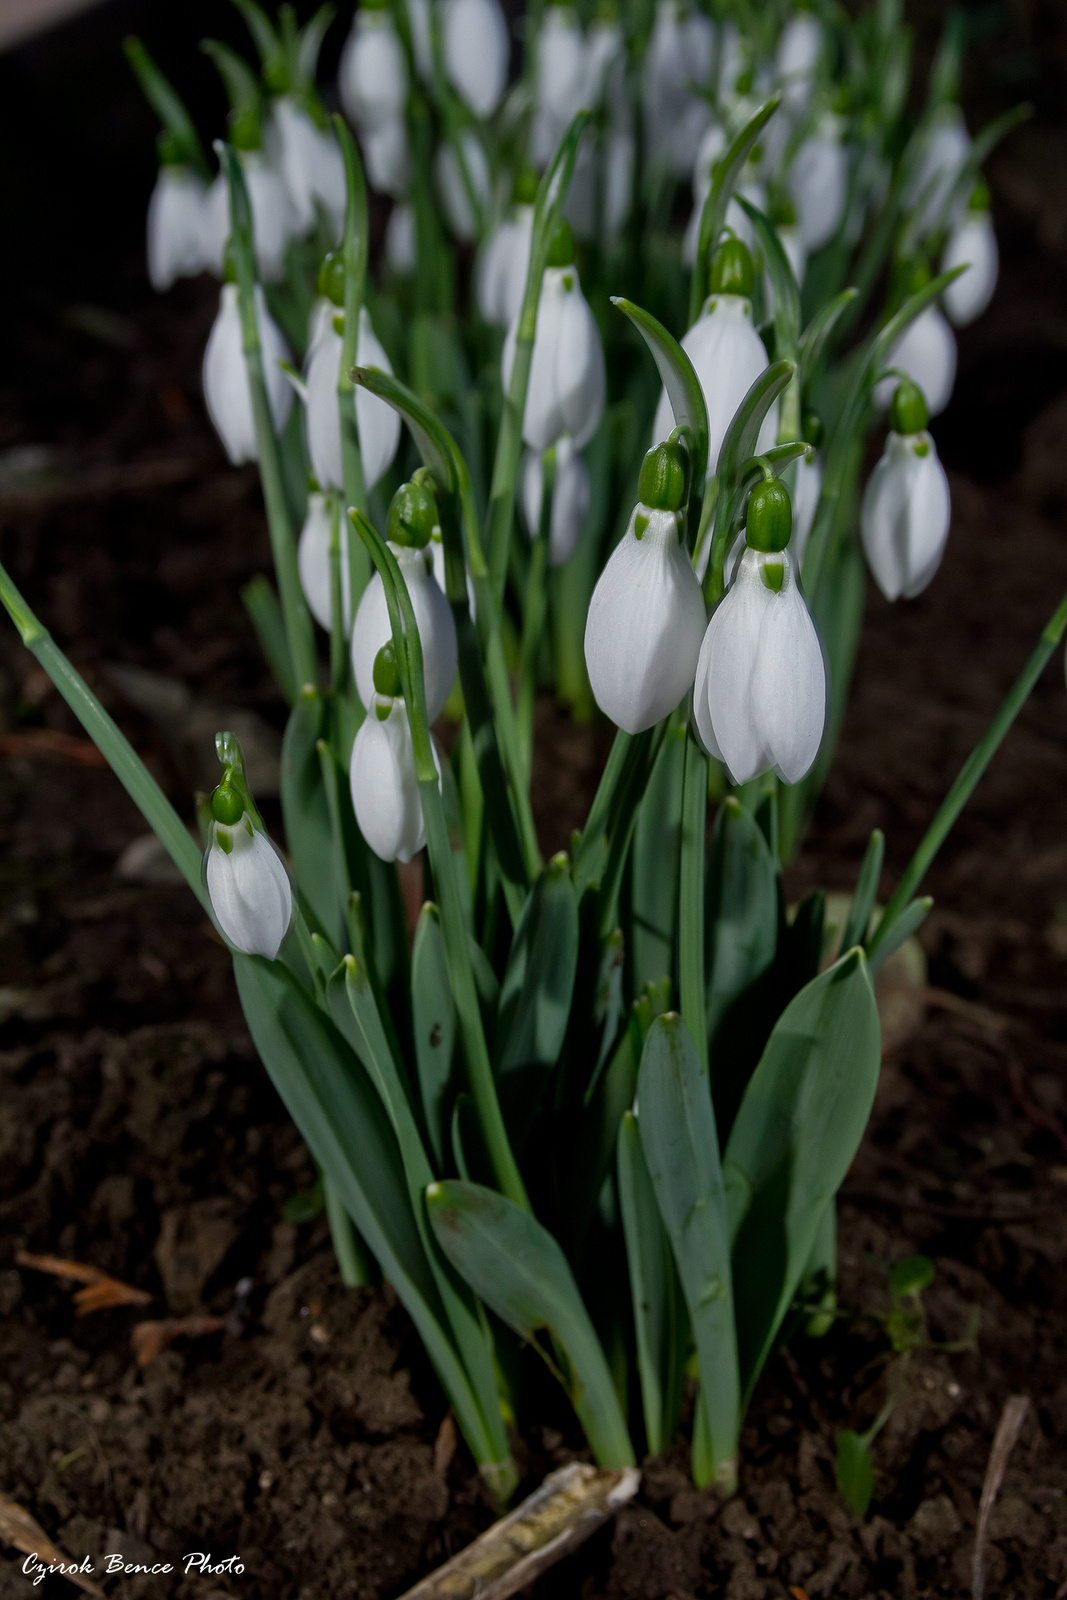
left=789, top=114, right=848, bottom=252
left=350, top=692, right=430, bottom=863
left=204, top=786, right=293, bottom=959
left=265, top=99, right=346, bottom=241
left=585, top=14, right=625, bottom=105
left=604, top=126, right=636, bottom=238
left=405, top=0, right=434, bottom=81
left=694, top=479, right=826, bottom=786
left=443, top=0, right=510, bottom=118
left=477, top=203, right=534, bottom=325
left=905, top=106, right=971, bottom=240
left=385, top=201, right=417, bottom=276
left=202, top=154, right=295, bottom=282
left=874, top=301, right=957, bottom=418
left=203, top=283, right=293, bottom=466
left=298, top=490, right=352, bottom=635
left=306, top=293, right=335, bottom=358
left=501, top=224, right=606, bottom=450
left=434, top=130, right=492, bottom=242
left=791, top=447, right=823, bottom=564
left=361, top=119, right=411, bottom=199
left=652, top=239, right=777, bottom=467
left=304, top=283, right=400, bottom=493
left=531, top=4, right=589, bottom=167
left=643, top=0, right=713, bottom=175
left=584, top=440, right=707, bottom=734
left=339, top=5, right=409, bottom=132
left=351, top=478, right=458, bottom=720
left=942, top=205, right=998, bottom=327
left=147, top=165, right=210, bottom=291
left=861, top=379, right=951, bottom=601
left=776, top=12, right=822, bottom=113
left=521, top=437, right=590, bottom=567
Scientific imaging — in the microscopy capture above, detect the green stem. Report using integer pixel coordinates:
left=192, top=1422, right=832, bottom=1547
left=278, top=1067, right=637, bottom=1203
left=335, top=117, right=371, bottom=609
left=327, top=491, right=347, bottom=692
left=572, top=728, right=635, bottom=892
left=222, top=145, right=317, bottom=692
left=324, top=1176, right=371, bottom=1287
left=0, top=559, right=207, bottom=910
left=487, top=340, right=533, bottom=610
left=868, top=584, right=1067, bottom=959
left=679, top=730, right=708, bottom=1072
left=518, top=450, right=554, bottom=774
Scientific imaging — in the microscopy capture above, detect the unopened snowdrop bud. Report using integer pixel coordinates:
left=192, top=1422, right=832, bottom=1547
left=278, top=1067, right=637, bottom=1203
left=202, top=153, right=295, bottom=282
left=942, top=185, right=998, bottom=327
left=444, top=0, right=510, bottom=118
left=298, top=490, right=352, bottom=635
left=875, top=295, right=957, bottom=419
left=203, top=280, right=293, bottom=466
left=339, top=0, right=409, bottom=131
left=435, top=130, right=492, bottom=242
left=502, top=223, right=606, bottom=450
left=147, top=158, right=210, bottom=291
left=861, top=379, right=951, bottom=601
left=776, top=10, right=822, bottom=113
left=789, top=113, right=848, bottom=252
left=204, top=780, right=293, bottom=959
left=349, top=668, right=429, bottom=864
left=584, top=439, right=706, bottom=734
left=652, top=239, right=776, bottom=467
left=351, top=481, right=458, bottom=720
left=694, top=480, right=826, bottom=785
left=305, top=261, right=400, bottom=492
left=522, top=437, right=590, bottom=567
left=477, top=184, right=535, bottom=325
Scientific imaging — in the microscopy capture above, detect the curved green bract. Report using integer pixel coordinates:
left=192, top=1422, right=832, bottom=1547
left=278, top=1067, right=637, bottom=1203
left=610, top=297, right=709, bottom=491
left=705, top=362, right=797, bottom=602
left=124, top=37, right=210, bottom=178
left=427, top=1179, right=636, bottom=1469
left=689, top=96, right=782, bottom=327
left=202, top=39, right=262, bottom=121
left=736, top=197, right=800, bottom=359
left=797, top=287, right=858, bottom=389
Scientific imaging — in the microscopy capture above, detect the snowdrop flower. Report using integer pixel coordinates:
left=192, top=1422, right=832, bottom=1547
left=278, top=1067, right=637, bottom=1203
left=477, top=175, right=536, bottom=325
left=942, top=186, right=998, bottom=327
left=203, top=281, right=292, bottom=466
left=861, top=379, right=951, bottom=601
left=405, top=0, right=434, bottom=81
left=874, top=298, right=957, bottom=418
left=298, top=490, right=352, bottom=635
left=385, top=201, right=417, bottom=276
left=266, top=99, right=346, bottom=240
left=694, top=477, right=826, bottom=785
left=351, top=476, right=458, bottom=720
left=531, top=2, right=589, bottom=167
left=502, top=223, right=606, bottom=450
left=585, top=439, right=707, bottom=733
left=652, top=239, right=777, bottom=467
left=435, top=130, right=492, bottom=242
left=339, top=1, right=409, bottom=132
left=643, top=0, right=713, bottom=175
left=147, top=161, right=210, bottom=290
left=905, top=105, right=970, bottom=239
left=304, top=256, right=401, bottom=493
left=202, top=153, right=295, bottom=282
left=776, top=11, right=822, bottom=113
left=789, top=113, right=848, bottom=252
left=350, top=649, right=435, bottom=863
left=204, top=781, right=292, bottom=959
left=444, top=0, right=510, bottom=118
left=522, top=437, right=590, bottom=567
left=361, top=119, right=411, bottom=198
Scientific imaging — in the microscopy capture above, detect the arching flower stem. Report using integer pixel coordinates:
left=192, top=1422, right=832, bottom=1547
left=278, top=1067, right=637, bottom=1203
left=518, top=446, right=556, bottom=774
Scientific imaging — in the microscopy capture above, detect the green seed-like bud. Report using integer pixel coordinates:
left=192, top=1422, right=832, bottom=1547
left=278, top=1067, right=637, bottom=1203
left=968, top=175, right=992, bottom=213
left=388, top=477, right=439, bottom=548
left=638, top=438, right=690, bottom=512
left=222, top=239, right=237, bottom=284
left=769, top=190, right=797, bottom=229
left=157, top=130, right=184, bottom=167
left=802, top=410, right=823, bottom=449
left=373, top=640, right=403, bottom=698
left=889, top=378, right=928, bottom=436
left=547, top=219, right=575, bottom=268
left=709, top=237, right=755, bottom=298
left=513, top=166, right=539, bottom=205
left=229, top=105, right=261, bottom=152
left=735, top=68, right=754, bottom=95
left=318, top=250, right=345, bottom=307
left=211, top=781, right=244, bottom=825
left=745, top=477, right=793, bottom=553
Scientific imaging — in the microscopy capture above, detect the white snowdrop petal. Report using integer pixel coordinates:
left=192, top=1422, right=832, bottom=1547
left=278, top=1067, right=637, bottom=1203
left=749, top=563, right=826, bottom=785
left=350, top=703, right=427, bottom=863
left=901, top=443, right=951, bottom=599
left=523, top=440, right=590, bottom=567
left=444, top=0, right=509, bottom=117
left=339, top=13, right=409, bottom=129
left=789, top=128, right=848, bottom=252
left=477, top=208, right=533, bottom=326
left=298, top=492, right=353, bottom=635
left=792, top=452, right=823, bottom=563
left=554, top=283, right=607, bottom=448
left=243, top=155, right=295, bottom=282
left=435, top=131, right=491, bottom=242
left=354, top=309, right=401, bottom=491
left=701, top=556, right=772, bottom=785
left=652, top=298, right=772, bottom=469
left=385, top=202, right=417, bottom=275
left=206, top=823, right=293, bottom=959
left=361, top=119, right=411, bottom=197
left=147, top=168, right=209, bottom=291
left=861, top=431, right=951, bottom=601
left=305, top=324, right=345, bottom=491
left=203, top=285, right=292, bottom=465
left=942, top=214, right=999, bottom=327
left=873, top=305, right=957, bottom=418
left=584, top=508, right=707, bottom=734
left=351, top=547, right=458, bottom=720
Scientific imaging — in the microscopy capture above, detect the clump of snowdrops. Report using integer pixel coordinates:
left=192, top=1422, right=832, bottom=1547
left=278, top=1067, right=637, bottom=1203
left=0, top=0, right=1053, bottom=1504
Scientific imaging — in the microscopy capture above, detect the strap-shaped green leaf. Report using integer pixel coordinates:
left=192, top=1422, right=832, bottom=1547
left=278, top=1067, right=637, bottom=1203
left=866, top=896, right=931, bottom=977
left=736, top=197, right=800, bottom=360
left=717, top=361, right=796, bottom=490
left=281, top=687, right=345, bottom=948
left=689, top=96, right=782, bottom=326
left=124, top=37, right=210, bottom=178
left=724, top=948, right=881, bottom=1401
left=637, top=1013, right=740, bottom=1489
left=841, top=829, right=885, bottom=953
left=610, top=298, right=709, bottom=491
left=412, top=903, right=457, bottom=1169
left=631, top=721, right=686, bottom=995
left=494, top=854, right=579, bottom=1149
left=797, top=286, right=858, bottom=390
left=427, top=1179, right=636, bottom=1469
left=618, top=1111, right=687, bottom=1455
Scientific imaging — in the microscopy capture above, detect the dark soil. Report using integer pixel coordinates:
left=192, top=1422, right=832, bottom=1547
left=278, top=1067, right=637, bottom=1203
left=3, top=5, right=1067, bottom=1599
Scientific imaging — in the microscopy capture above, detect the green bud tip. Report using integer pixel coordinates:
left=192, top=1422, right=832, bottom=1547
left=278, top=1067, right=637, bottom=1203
left=222, top=239, right=237, bottom=284
left=229, top=105, right=261, bottom=152
left=769, top=191, right=797, bottom=229
left=513, top=166, right=539, bottom=205
left=547, top=219, right=575, bottom=268
left=388, top=477, right=438, bottom=548
left=372, top=640, right=403, bottom=698
left=157, top=130, right=184, bottom=167
left=638, top=438, right=690, bottom=513
left=968, top=174, right=992, bottom=213
left=802, top=410, right=823, bottom=449
left=211, top=781, right=244, bottom=826
left=745, top=477, right=793, bottom=553
left=734, top=68, right=753, bottom=95
left=318, top=250, right=345, bottom=306
left=890, top=377, right=928, bottom=436
left=709, top=237, right=754, bottom=298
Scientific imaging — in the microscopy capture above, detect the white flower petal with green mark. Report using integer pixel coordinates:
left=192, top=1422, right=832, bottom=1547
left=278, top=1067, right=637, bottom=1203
left=202, top=284, right=292, bottom=466
left=861, top=429, right=951, bottom=601
left=351, top=544, right=457, bottom=720
left=205, top=816, right=293, bottom=959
